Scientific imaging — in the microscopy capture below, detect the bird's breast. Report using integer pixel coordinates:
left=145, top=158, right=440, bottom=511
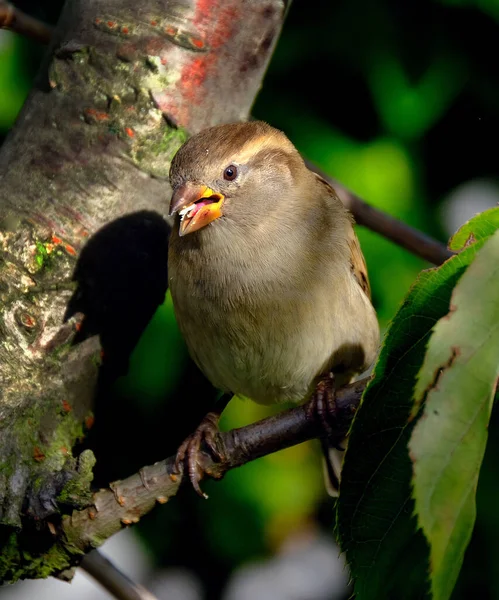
left=168, top=234, right=377, bottom=405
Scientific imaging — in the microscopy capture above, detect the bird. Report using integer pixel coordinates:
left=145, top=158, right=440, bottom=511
left=167, top=121, right=379, bottom=497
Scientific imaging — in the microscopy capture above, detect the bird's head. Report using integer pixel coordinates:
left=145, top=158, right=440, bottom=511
left=168, top=121, right=306, bottom=237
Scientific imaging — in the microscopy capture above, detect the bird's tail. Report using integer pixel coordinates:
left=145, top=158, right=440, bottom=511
left=320, top=370, right=353, bottom=497
left=321, top=438, right=348, bottom=497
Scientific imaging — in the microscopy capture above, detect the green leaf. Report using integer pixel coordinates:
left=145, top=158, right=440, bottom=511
left=336, top=211, right=499, bottom=600
left=409, top=228, right=499, bottom=600
left=448, top=207, right=499, bottom=252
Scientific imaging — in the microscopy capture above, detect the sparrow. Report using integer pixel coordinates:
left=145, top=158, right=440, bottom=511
left=167, top=121, right=379, bottom=497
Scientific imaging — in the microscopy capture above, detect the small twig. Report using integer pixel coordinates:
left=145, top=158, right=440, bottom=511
left=305, top=160, right=454, bottom=266
left=62, top=377, right=367, bottom=556
left=0, top=2, right=53, bottom=44
left=81, top=551, right=159, bottom=600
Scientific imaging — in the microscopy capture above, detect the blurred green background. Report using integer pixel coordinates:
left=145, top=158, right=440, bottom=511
left=1, top=1, right=499, bottom=599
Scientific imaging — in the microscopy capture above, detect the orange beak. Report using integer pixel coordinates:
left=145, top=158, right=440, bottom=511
left=169, top=183, right=224, bottom=236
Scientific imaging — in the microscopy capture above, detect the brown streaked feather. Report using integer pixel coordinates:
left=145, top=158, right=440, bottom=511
left=312, top=170, right=339, bottom=199
left=312, top=171, right=371, bottom=300
left=348, top=228, right=371, bottom=299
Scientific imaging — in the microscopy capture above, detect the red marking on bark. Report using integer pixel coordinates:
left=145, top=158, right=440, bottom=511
left=121, top=518, right=132, bottom=525
left=85, top=108, right=109, bottom=121
left=89, top=510, right=97, bottom=520
left=64, top=243, right=76, bottom=256
left=194, top=0, right=216, bottom=29
left=107, top=21, right=116, bottom=28
left=62, top=399, right=72, bottom=413
left=21, top=313, right=36, bottom=328
left=194, top=0, right=238, bottom=48
left=181, top=57, right=207, bottom=101
left=178, top=1, right=239, bottom=113
left=165, top=25, right=177, bottom=36
left=151, top=20, right=158, bottom=26
left=95, top=18, right=102, bottom=25
left=33, top=447, right=45, bottom=462
left=60, top=446, right=68, bottom=455
left=125, top=127, right=135, bottom=138
left=85, top=415, right=95, bottom=430
left=51, top=235, right=62, bottom=244
left=75, top=322, right=82, bottom=332
left=161, top=57, right=168, bottom=65
left=192, top=37, right=204, bottom=49
left=121, top=26, right=129, bottom=35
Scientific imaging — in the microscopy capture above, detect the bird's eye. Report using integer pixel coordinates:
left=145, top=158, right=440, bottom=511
left=223, top=165, right=238, bottom=181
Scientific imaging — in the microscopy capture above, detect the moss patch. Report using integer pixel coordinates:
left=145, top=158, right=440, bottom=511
left=0, top=528, right=78, bottom=582
left=130, top=125, right=188, bottom=177
left=57, top=450, right=96, bottom=509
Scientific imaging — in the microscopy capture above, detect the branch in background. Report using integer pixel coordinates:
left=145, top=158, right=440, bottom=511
left=81, top=551, right=159, bottom=600
left=306, top=160, right=454, bottom=266
left=63, top=378, right=367, bottom=555
left=0, top=2, right=53, bottom=44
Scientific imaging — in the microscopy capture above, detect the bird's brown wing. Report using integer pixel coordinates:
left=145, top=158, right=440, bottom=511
left=312, top=171, right=372, bottom=300
left=347, top=228, right=371, bottom=300
left=312, top=172, right=373, bottom=497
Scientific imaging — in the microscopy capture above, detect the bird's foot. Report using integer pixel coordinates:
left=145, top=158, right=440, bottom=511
left=307, top=373, right=344, bottom=449
left=173, top=411, right=225, bottom=499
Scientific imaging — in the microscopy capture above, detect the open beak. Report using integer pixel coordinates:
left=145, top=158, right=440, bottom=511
left=169, top=183, right=225, bottom=236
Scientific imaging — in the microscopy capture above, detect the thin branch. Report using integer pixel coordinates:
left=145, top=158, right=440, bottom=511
left=81, top=551, right=159, bottom=600
left=0, top=2, right=53, bottom=44
left=62, top=377, right=367, bottom=556
left=76, top=376, right=364, bottom=599
left=306, top=160, right=454, bottom=266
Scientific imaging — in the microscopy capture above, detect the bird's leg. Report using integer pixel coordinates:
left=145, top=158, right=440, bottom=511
left=173, top=393, right=232, bottom=498
left=173, top=412, right=223, bottom=499
left=306, top=373, right=344, bottom=449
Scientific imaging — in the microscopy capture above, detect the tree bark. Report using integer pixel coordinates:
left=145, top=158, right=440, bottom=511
left=0, top=0, right=287, bottom=581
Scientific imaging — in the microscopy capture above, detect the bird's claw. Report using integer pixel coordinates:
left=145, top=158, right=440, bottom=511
left=307, top=373, right=343, bottom=449
left=173, top=411, right=224, bottom=499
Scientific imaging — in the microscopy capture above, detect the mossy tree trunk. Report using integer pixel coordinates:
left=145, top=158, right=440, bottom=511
left=0, top=0, right=287, bottom=581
